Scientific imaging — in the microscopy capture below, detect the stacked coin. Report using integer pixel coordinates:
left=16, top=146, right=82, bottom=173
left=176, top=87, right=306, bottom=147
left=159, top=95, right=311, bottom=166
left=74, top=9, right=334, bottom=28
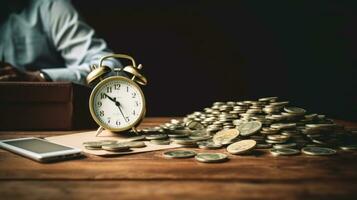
left=83, top=140, right=146, bottom=152
left=142, top=97, right=356, bottom=158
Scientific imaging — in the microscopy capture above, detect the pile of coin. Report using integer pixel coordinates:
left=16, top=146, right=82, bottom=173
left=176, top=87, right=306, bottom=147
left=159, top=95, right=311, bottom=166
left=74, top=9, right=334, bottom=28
left=140, top=97, right=356, bottom=160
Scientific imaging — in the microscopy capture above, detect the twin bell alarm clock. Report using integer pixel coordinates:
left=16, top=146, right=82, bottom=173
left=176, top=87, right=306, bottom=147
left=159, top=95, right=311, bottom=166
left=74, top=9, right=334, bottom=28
left=86, top=54, right=147, bottom=136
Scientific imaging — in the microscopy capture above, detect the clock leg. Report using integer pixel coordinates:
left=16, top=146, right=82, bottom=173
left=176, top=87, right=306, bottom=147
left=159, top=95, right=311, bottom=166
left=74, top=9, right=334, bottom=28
left=131, top=127, right=139, bottom=135
left=95, top=126, right=104, bottom=137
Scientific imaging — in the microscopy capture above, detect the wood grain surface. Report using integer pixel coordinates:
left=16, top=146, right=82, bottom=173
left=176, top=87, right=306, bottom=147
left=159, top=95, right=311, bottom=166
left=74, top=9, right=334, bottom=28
left=0, top=117, right=357, bottom=200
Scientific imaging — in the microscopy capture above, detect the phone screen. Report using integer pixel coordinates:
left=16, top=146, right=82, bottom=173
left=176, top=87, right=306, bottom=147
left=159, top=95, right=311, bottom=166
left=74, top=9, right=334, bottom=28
left=3, top=138, right=72, bottom=154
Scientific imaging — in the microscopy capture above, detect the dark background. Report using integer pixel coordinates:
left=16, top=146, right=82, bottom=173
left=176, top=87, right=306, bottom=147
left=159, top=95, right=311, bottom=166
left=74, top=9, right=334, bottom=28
left=73, top=0, right=356, bottom=120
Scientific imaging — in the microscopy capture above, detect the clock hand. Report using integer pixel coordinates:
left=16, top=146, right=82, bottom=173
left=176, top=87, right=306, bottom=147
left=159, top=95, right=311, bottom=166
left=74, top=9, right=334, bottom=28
left=113, top=97, right=129, bottom=122
left=103, top=94, right=129, bottom=122
left=104, top=93, right=119, bottom=105
left=117, top=104, right=129, bottom=122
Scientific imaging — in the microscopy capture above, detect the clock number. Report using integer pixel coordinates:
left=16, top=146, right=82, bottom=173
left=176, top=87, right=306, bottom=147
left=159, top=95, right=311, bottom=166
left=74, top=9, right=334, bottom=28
left=114, top=84, right=120, bottom=90
left=131, top=92, right=136, bottom=98
left=116, top=120, right=120, bottom=125
left=100, top=93, right=106, bottom=99
left=99, top=110, right=104, bottom=117
left=107, top=118, right=111, bottom=124
left=97, top=101, right=102, bottom=107
left=125, top=116, right=130, bottom=122
left=126, top=86, right=129, bottom=92
left=135, top=101, right=139, bottom=106
left=132, top=110, right=136, bottom=115
left=107, top=86, right=112, bottom=93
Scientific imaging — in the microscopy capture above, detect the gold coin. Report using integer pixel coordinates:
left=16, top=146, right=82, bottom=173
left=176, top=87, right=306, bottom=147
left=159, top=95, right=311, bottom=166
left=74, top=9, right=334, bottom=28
left=267, top=134, right=290, bottom=141
left=213, top=129, right=240, bottom=145
left=120, top=141, right=146, bottom=148
left=237, top=121, right=262, bottom=136
left=284, top=107, right=306, bottom=115
left=102, top=144, right=130, bottom=152
left=226, top=139, right=257, bottom=155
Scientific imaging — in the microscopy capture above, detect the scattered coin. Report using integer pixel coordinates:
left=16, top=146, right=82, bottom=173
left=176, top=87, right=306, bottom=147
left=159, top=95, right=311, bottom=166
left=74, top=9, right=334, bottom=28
left=195, top=153, right=228, bottom=163
left=134, top=96, right=355, bottom=163
left=267, top=135, right=290, bottom=141
left=237, top=121, right=262, bottom=136
left=163, top=150, right=197, bottom=158
left=273, top=143, right=297, bottom=149
left=302, top=147, right=337, bottom=156
left=270, top=148, right=300, bottom=156
left=339, top=144, right=357, bottom=151
left=171, top=138, right=197, bottom=146
left=265, top=139, right=287, bottom=144
left=213, top=129, right=240, bottom=145
left=226, top=139, right=257, bottom=155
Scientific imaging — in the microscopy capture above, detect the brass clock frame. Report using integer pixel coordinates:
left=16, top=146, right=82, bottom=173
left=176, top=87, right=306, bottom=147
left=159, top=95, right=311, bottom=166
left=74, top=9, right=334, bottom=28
left=87, top=54, right=148, bottom=135
left=89, top=76, right=146, bottom=132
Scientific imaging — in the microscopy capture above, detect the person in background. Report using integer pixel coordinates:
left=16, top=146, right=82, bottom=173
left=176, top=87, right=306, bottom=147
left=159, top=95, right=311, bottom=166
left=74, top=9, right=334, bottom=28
left=0, top=0, right=120, bottom=85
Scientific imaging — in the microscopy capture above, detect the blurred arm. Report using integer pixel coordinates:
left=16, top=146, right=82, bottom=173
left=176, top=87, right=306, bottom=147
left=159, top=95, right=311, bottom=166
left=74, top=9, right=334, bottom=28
left=40, top=0, right=120, bottom=85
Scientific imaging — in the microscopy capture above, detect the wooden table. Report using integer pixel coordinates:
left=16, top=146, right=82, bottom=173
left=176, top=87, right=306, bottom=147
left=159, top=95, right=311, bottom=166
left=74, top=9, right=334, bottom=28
left=1, top=117, right=357, bottom=200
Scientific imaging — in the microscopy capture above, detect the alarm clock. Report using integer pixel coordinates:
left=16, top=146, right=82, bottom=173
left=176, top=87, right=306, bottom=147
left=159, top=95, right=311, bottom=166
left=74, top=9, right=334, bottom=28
left=86, top=54, right=147, bottom=136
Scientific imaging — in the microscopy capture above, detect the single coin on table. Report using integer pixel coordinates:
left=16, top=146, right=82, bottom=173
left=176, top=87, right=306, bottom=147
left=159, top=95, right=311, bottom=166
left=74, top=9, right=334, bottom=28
left=120, top=141, right=146, bottom=148
left=226, top=139, right=257, bottom=155
left=301, top=147, right=337, bottom=156
left=270, top=148, right=300, bottom=156
left=83, top=141, right=105, bottom=150
left=213, top=129, right=240, bottom=145
left=237, top=121, right=262, bottom=136
left=163, top=150, right=197, bottom=159
left=195, top=153, right=229, bottom=163
left=339, top=144, right=357, bottom=151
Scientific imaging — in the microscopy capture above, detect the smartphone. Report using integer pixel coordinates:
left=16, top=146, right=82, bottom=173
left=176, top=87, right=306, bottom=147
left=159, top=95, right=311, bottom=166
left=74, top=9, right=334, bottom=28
left=0, top=137, right=82, bottom=163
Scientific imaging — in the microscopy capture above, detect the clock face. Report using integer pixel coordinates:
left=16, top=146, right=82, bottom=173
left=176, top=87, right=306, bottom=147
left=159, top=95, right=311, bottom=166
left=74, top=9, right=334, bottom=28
left=89, top=76, right=145, bottom=131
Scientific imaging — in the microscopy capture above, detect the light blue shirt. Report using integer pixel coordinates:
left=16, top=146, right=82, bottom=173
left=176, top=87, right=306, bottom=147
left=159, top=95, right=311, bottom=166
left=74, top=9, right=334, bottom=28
left=0, top=0, right=121, bottom=85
